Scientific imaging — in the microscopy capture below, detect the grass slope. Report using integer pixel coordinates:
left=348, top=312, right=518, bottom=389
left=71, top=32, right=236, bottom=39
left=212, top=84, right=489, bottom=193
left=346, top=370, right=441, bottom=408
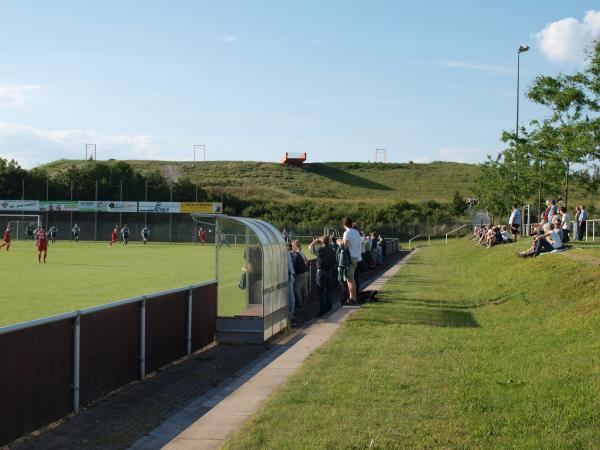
left=41, top=160, right=480, bottom=204
left=225, top=240, right=600, bottom=449
left=0, top=241, right=252, bottom=326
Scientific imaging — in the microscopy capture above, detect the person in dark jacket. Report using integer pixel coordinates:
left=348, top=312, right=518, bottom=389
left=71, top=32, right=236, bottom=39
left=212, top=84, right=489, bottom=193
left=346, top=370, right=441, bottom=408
left=309, top=235, right=337, bottom=316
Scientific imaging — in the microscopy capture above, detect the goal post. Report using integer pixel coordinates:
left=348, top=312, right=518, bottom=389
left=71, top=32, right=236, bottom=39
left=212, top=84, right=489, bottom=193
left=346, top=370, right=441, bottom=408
left=0, top=214, right=42, bottom=240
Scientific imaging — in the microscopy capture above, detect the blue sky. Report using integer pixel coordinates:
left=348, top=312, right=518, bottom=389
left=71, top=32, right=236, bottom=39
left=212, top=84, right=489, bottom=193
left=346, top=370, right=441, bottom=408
left=1, top=1, right=599, bottom=168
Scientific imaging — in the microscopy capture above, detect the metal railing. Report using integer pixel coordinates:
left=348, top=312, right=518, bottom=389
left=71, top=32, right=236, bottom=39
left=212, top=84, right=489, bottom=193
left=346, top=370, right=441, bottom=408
left=445, top=224, right=470, bottom=244
left=0, top=280, right=218, bottom=446
left=408, top=234, right=430, bottom=251
left=585, top=219, right=600, bottom=242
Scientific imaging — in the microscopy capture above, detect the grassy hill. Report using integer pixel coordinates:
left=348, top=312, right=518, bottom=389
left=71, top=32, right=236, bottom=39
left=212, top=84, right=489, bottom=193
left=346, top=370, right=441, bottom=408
left=225, top=240, right=600, bottom=448
left=40, top=160, right=480, bottom=204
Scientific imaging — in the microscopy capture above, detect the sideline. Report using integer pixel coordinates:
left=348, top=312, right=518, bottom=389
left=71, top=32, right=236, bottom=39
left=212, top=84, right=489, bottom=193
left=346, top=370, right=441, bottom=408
left=147, top=249, right=419, bottom=450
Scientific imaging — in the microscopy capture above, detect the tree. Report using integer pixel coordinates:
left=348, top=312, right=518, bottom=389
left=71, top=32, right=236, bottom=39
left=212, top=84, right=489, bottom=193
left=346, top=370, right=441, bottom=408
left=527, top=44, right=600, bottom=207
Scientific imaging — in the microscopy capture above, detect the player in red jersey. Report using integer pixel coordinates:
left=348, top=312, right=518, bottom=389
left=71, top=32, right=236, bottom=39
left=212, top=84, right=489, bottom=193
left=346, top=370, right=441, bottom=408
left=36, top=226, right=48, bottom=263
left=0, top=223, right=12, bottom=251
left=199, top=227, right=206, bottom=245
left=108, top=224, right=119, bottom=248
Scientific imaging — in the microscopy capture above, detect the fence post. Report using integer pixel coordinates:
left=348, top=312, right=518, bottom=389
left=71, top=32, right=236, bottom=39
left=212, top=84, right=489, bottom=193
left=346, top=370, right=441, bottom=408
left=73, top=313, right=81, bottom=414
left=140, top=298, right=146, bottom=381
left=187, top=287, right=193, bottom=357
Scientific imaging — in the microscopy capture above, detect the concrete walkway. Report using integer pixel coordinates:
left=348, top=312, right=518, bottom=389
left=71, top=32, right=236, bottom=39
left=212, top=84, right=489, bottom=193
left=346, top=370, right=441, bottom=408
left=142, top=250, right=417, bottom=450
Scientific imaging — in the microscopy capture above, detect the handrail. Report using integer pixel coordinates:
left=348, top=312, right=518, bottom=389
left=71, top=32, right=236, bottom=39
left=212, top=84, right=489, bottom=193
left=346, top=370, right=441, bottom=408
left=408, top=235, right=430, bottom=250
left=0, top=279, right=218, bottom=335
left=585, top=219, right=600, bottom=242
left=445, top=224, right=469, bottom=244
left=408, top=234, right=421, bottom=251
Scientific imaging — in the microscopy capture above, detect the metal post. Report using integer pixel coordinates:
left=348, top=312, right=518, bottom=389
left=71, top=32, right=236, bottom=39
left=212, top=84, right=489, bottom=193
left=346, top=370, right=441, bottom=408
left=215, top=218, right=221, bottom=282
left=169, top=184, right=173, bottom=244
left=428, top=235, right=431, bottom=245
left=94, top=180, right=98, bottom=242
left=46, top=178, right=49, bottom=228
left=140, top=298, right=146, bottom=381
left=119, top=179, right=123, bottom=228
left=73, top=314, right=81, bottom=414
left=144, top=178, right=148, bottom=229
left=187, top=287, right=193, bottom=356
left=195, top=183, right=198, bottom=202
left=70, top=182, right=74, bottom=231
left=594, top=222, right=596, bottom=243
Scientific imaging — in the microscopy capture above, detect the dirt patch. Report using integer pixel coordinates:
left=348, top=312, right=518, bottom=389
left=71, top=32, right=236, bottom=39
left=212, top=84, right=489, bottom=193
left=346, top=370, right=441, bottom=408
left=561, top=252, right=600, bottom=266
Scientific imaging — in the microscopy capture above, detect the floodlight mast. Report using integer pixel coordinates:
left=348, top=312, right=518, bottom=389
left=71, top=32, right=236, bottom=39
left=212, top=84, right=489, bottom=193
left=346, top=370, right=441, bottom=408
left=194, top=144, right=206, bottom=163
left=374, top=148, right=388, bottom=163
left=85, top=144, right=97, bottom=160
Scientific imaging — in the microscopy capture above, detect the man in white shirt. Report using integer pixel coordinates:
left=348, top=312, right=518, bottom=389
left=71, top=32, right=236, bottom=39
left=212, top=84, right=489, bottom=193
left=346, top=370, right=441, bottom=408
left=342, top=217, right=363, bottom=305
left=508, top=203, right=521, bottom=241
left=559, top=207, right=571, bottom=243
left=518, top=223, right=562, bottom=258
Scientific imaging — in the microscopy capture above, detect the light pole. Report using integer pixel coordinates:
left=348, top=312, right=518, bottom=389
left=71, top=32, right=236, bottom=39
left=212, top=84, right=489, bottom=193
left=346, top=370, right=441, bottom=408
left=516, top=44, right=529, bottom=145
left=194, top=144, right=206, bottom=163
left=515, top=44, right=529, bottom=203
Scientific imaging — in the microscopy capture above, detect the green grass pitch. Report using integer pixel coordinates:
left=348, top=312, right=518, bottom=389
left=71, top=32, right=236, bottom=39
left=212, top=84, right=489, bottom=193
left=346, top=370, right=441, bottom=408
left=0, top=240, right=249, bottom=327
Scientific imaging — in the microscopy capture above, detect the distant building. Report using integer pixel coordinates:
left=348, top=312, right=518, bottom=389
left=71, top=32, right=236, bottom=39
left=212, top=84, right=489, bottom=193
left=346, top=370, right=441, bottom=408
left=280, top=152, right=307, bottom=166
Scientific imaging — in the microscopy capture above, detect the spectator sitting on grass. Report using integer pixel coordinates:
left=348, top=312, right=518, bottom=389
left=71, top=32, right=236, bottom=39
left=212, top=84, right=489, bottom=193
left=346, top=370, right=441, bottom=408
left=518, top=223, right=562, bottom=258
left=500, top=225, right=512, bottom=243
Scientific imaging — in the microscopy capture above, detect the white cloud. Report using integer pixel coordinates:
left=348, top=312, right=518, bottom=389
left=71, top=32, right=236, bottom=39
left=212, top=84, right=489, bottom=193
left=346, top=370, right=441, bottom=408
left=436, top=146, right=487, bottom=163
left=0, top=84, right=40, bottom=107
left=208, top=33, right=239, bottom=44
left=443, top=61, right=513, bottom=75
left=0, top=122, right=177, bottom=168
left=533, top=10, right=600, bottom=63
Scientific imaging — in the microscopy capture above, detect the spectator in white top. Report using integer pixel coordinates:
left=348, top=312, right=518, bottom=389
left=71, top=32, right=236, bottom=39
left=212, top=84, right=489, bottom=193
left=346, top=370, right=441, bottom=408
left=342, top=217, right=363, bottom=305
left=519, top=223, right=562, bottom=258
left=559, top=207, right=571, bottom=243
left=508, top=203, right=521, bottom=241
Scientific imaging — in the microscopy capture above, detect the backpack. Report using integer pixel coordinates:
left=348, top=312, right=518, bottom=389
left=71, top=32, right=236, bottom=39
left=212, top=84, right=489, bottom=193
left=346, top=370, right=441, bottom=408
left=294, top=253, right=308, bottom=274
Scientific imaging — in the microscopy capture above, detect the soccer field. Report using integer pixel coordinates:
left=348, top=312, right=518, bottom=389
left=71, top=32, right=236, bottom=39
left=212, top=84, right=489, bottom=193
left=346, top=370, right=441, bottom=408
left=0, top=240, right=248, bottom=327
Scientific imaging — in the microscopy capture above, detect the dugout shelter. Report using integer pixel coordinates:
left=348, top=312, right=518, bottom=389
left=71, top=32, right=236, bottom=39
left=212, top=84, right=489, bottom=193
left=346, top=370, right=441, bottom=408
left=191, top=214, right=289, bottom=343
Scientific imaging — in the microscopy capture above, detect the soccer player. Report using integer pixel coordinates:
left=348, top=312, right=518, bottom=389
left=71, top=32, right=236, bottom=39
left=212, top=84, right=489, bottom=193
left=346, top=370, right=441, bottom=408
left=199, top=227, right=206, bottom=245
left=36, top=226, right=48, bottom=263
left=108, top=224, right=119, bottom=248
left=49, top=225, right=58, bottom=244
left=0, top=223, right=12, bottom=251
left=121, top=224, right=130, bottom=246
left=72, top=223, right=81, bottom=243
left=25, top=222, right=36, bottom=241
left=141, top=225, right=150, bottom=244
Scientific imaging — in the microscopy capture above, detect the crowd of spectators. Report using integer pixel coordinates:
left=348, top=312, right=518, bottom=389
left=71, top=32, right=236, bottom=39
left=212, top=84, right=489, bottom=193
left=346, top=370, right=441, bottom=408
left=285, top=217, right=384, bottom=323
left=470, top=200, right=591, bottom=258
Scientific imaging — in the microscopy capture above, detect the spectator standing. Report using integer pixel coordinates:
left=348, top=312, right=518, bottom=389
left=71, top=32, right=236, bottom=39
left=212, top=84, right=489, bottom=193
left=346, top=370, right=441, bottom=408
left=560, top=207, right=571, bottom=243
left=575, top=206, right=582, bottom=240
left=342, top=217, right=363, bottom=305
left=287, top=243, right=296, bottom=320
left=282, top=228, right=289, bottom=243
left=291, top=240, right=309, bottom=311
left=579, top=205, right=588, bottom=241
left=508, top=204, right=521, bottom=240
left=310, top=236, right=337, bottom=316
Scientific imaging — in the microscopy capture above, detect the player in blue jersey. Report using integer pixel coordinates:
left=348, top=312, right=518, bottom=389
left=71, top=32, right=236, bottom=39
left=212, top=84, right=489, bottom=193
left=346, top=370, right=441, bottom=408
left=121, top=224, right=130, bottom=246
left=48, top=225, right=58, bottom=244
left=141, top=225, right=150, bottom=244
